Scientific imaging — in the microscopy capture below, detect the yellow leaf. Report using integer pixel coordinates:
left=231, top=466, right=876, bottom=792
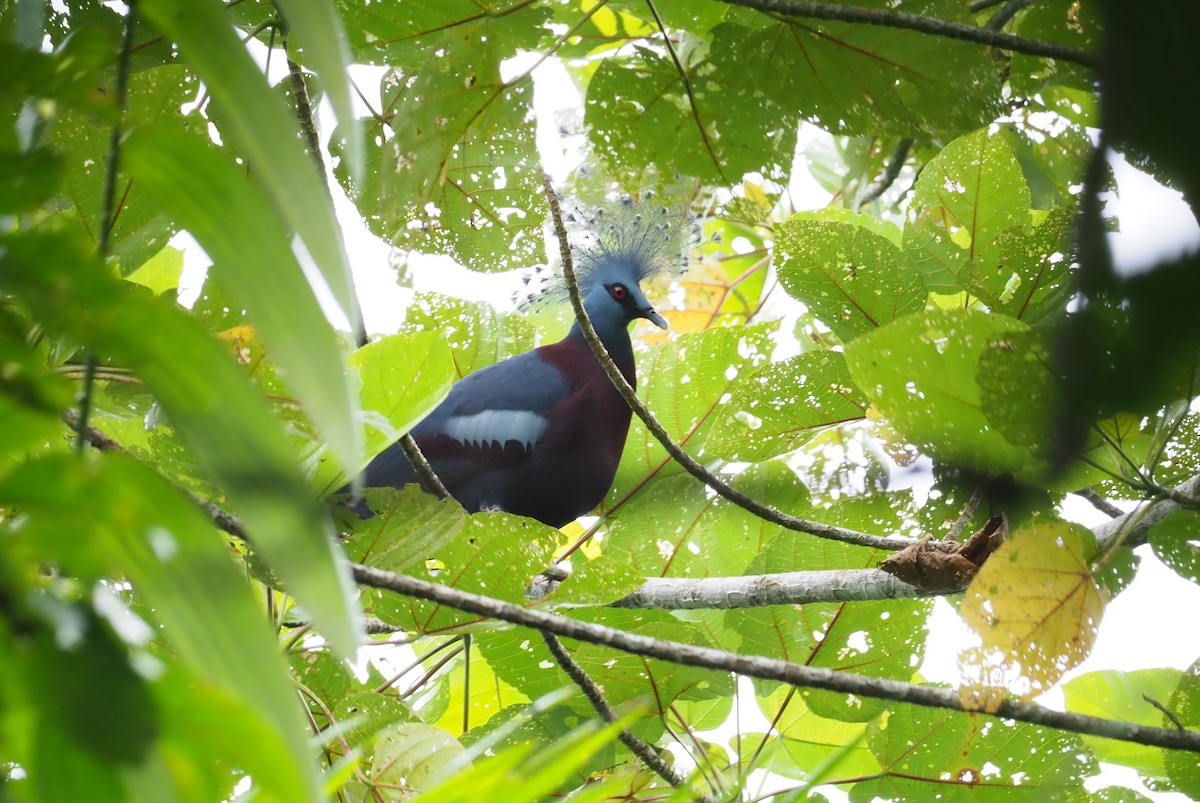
left=958, top=518, right=1107, bottom=706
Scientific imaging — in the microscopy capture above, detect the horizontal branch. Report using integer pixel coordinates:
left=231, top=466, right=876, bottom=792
left=717, top=0, right=1100, bottom=69
left=350, top=562, right=1200, bottom=754
left=1094, top=472, right=1200, bottom=550
left=613, top=567, right=927, bottom=609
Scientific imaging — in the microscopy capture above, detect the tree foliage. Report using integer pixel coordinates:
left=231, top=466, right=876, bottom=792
left=2, top=0, right=1200, bottom=801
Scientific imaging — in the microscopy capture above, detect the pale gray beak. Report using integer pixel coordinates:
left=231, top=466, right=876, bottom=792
left=642, top=306, right=669, bottom=330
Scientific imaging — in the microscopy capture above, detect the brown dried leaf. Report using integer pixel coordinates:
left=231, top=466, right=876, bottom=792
left=878, top=517, right=1006, bottom=593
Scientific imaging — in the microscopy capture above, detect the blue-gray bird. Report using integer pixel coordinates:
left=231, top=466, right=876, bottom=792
left=352, top=199, right=694, bottom=527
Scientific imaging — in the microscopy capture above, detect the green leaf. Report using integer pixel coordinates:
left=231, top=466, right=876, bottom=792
left=774, top=212, right=926, bottom=341
left=372, top=723, right=466, bottom=795
left=709, top=1, right=1001, bottom=142
left=352, top=332, right=454, bottom=451
left=961, top=205, right=1075, bottom=323
left=707, top=350, right=868, bottom=462
left=140, top=0, right=360, bottom=332
left=844, top=307, right=1037, bottom=474
left=607, top=322, right=776, bottom=507
left=0, top=453, right=322, bottom=801
left=732, top=519, right=931, bottom=722
left=49, top=64, right=199, bottom=272
left=123, top=126, right=363, bottom=479
left=125, top=244, right=185, bottom=295
left=348, top=492, right=558, bottom=634
left=850, top=705, right=1095, bottom=801
left=587, top=42, right=800, bottom=184
left=336, top=33, right=544, bottom=271
left=601, top=460, right=810, bottom=581
left=402, top=293, right=537, bottom=378
left=415, top=718, right=627, bottom=803
left=0, top=228, right=361, bottom=658
left=1165, top=658, right=1200, bottom=797
left=1149, top=509, right=1200, bottom=583
left=1062, top=668, right=1184, bottom=778
left=273, top=0, right=363, bottom=181
left=483, top=609, right=733, bottom=712
left=336, top=0, right=550, bottom=68
left=904, top=127, right=1033, bottom=294
left=0, top=148, right=63, bottom=212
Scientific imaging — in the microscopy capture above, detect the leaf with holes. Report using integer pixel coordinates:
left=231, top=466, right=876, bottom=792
left=904, top=128, right=1032, bottom=294
left=845, top=307, right=1036, bottom=474
left=850, top=704, right=1095, bottom=801
left=708, top=349, right=869, bottom=463
left=354, top=498, right=558, bottom=634
left=959, top=518, right=1108, bottom=708
left=606, top=322, right=777, bottom=509
left=774, top=210, right=926, bottom=342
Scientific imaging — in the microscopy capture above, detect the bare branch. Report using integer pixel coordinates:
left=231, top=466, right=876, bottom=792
left=541, top=632, right=705, bottom=797
left=539, top=174, right=912, bottom=553
left=715, top=0, right=1099, bottom=69
left=614, top=567, right=927, bottom=609
left=1074, top=487, right=1125, bottom=519
left=398, top=433, right=451, bottom=499
left=856, top=137, right=913, bottom=211
left=1094, top=473, right=1200, bottom=549
left=350, top=562, right=1200, bottom=754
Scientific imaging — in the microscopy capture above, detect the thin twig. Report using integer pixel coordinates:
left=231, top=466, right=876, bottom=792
left=985, top=0, right=1035, bottom=31
left=1074, top=487, right=1124, bottom=519
left=643, top=0, right=726, bottom=183
left=856, top=137, right=913, bottom=211
left=78, top=0, right=139, bottom=452
left=944, top=484, right=983, bottom=542
left=350, top=563, right=1200, bottom=754
left=539, top=174, right=911, bottom=553
left=1144, top=695, right=1186, bottom=732
left=542, top=632, right=705, bottom=797
left=715, top=0, right=1099, bottom=69
left=398, top=434, right=451, bottom=499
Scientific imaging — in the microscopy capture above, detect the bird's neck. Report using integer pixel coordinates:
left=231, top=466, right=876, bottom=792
left=565, top=311, right=636, bottom=385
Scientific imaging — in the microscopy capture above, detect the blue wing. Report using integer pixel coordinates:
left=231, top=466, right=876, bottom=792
left=359, top=349, right=570, bottom=505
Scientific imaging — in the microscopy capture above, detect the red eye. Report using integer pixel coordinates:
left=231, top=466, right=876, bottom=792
left=610, top=284, right=628, bottom=301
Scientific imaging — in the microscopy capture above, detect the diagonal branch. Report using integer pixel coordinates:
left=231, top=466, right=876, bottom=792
left=716, top=0, right=1099, bottom=69
left=643, top=0, right=726, bottom=184
left=541, top=632, right=706, bottom=797
left=350, top=562, right=1200, bottom=754
left=540, top=173, right=912, bottom=553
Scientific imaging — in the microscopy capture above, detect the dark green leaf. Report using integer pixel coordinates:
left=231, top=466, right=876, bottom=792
left=775, top=210, right=926, bottom=342
left=123, top=126, right=363, bottom=478
left=0, top=453, right=322, bottom=801
left=141, top=0, right=360, bottom=330
left=0, top=229, right=361, bottom=658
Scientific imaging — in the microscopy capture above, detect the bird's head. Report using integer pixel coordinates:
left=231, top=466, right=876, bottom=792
left=529, top=191, right=700, bottom=334
left=582, top=257, right=669, bottom=331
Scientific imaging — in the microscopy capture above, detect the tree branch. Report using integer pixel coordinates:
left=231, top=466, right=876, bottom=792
left=398, top=433, right=451, bottom=500
left=539, top=174, right=912, bottom=553
left=985, top=0, right=1035, bottom=32
left=614, top=567, right=927, bottom=609
left=1074, top=487, right=1124, bottom=519
left=349, top=562, right=1200, bottom=754
left=541, top=632, right=704, bottom=796
left=715, top=0, right=1099, bottom=69
left=1094, top=472, right=1200, bottom=549
left=856, top=137, right=913, bottom=211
